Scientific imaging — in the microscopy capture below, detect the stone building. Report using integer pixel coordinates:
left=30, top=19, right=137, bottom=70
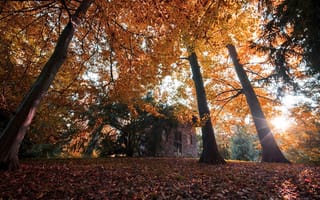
left=155, top=124, right=198, bottom=157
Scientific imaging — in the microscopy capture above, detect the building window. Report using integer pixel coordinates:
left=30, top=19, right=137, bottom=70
left=174, top=131, right=182, bottom=154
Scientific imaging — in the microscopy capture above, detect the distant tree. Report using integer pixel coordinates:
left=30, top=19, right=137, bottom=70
left=279, top=115, right=320, bottom=164
left=83, top=92, right=180, bottom=157
left=96, top=102, right=146, bottom=157
left=98, top=133, right=119, bottom=157
left=231, top=126, right=260, bottom=161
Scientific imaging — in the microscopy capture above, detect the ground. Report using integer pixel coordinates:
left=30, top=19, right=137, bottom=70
left=0, top=158, right=319, bottom=199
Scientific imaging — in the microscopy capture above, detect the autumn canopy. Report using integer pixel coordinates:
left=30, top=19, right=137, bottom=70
left=0, top=0, right=319, bottom=170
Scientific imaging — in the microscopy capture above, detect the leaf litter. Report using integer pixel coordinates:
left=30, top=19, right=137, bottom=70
left=0, top=158, right=319, bottom=199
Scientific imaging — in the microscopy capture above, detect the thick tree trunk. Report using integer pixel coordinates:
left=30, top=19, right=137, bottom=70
left=188, top=52, right=226, bottom=164
left=226, top=44, right=290, bottom=163
left=0, top=0, right=93, bottom=170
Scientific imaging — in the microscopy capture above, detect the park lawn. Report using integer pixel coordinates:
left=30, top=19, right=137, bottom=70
left=0, top=158, right=319, bottom=199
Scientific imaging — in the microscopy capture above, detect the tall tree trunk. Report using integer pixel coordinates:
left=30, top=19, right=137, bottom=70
left=0, top=0, right=93, bottom=171
left=226, top=44, right=289, bottom=163
left=188, top=52, right=226, bottom=164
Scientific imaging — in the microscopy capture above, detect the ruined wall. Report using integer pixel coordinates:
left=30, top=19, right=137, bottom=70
left=158, top=124, right=198, bottom=157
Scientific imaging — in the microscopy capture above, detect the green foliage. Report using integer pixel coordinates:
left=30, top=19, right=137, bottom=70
left=231, top=126, right=260, bottom=161
left=88, top=93, right=180, bottom=157
left=20, top=143, right=61, bottom=158
left=258, top=0, right=320, bottom=77
left=19, top=134, right=62, bottom=158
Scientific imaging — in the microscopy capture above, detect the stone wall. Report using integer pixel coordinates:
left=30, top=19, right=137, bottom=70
left=157, top=124, right=198, bottom=157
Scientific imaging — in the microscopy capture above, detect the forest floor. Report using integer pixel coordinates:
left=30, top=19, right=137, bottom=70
left=0, top=158, right=319, bottom=199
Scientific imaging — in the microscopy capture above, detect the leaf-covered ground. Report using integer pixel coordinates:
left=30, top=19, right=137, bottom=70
left=0, top=158, right=319, bottom=199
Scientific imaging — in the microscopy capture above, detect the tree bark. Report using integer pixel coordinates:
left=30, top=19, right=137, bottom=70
left=0, top=0, right=93, bottom=171
left=226, top=44, right=290, bottom=163
left=188, top=52, right=226, bottom=164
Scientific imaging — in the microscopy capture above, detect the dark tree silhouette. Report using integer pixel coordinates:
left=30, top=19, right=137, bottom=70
left=188, top=52, right=226, bottom=164
left=227, top=44, right=289, bottom=163
left=0, top=0, right=93, bottom=170
left=258, top=0, right=320, bottom=76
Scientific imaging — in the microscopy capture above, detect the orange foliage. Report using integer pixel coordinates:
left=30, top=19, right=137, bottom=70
left=0, top=0, right=318, bottom=159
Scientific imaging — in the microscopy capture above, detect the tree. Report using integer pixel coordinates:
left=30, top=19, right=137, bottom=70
left=82, top=92, right=181, bottom=157
left=231, top=126, right=260, bottom=161
left=0, top=0, right=93, bottom=170
left=92, top=103, right=150, bottom=157
left=159, top=0, right=248, bottom=165
left=227, top=44, right=289, bottom=163
left=257, top=0, right=320, bottom=77
left=0, top=0, right=193, bottom=168
left=188, top=52, right=225, bottom=164
left=133, top=0, right=260, bottom=164
left=273, top=103, right=320, bottom=164
left=177, top=0, right=259, bottom=164
left=2, top=0, right=299, bottom=169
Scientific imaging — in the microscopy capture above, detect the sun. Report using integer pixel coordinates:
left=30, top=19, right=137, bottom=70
left=271, top=116, right=291, bottom=132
